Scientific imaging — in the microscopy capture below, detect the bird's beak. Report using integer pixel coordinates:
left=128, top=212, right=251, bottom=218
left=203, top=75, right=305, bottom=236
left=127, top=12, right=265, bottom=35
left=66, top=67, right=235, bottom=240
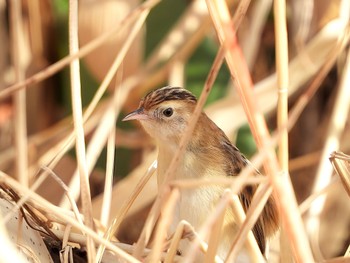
left=122, top=108, right=148, bottom=121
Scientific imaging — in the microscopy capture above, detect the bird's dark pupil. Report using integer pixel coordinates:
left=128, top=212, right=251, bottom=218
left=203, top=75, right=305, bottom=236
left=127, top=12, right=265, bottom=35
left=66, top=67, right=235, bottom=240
left=163, top=108, right=173, bottom=117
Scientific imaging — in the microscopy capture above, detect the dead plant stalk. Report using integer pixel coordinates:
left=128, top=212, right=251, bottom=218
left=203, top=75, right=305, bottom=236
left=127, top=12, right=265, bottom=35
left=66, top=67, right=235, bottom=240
left=10, top=0, right=28, bottom=187
left=68, top=0, right=95, bottom=261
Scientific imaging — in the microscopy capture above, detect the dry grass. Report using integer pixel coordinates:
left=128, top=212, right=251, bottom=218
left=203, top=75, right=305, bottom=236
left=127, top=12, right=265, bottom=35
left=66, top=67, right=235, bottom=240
left=0, top=0, right=350, bottom=262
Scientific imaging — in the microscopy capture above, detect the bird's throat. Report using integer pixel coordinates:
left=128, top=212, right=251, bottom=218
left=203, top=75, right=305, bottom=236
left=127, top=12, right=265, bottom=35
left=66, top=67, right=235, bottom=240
left=156, top=144, right=179, bottom=190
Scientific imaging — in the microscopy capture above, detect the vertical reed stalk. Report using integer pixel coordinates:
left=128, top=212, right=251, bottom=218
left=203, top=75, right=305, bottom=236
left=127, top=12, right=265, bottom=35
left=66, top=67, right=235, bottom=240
left=68, top=0, right=95, bottom=261
left=274, top=0, right=289, bottom=170
left=10, top=0, right=28, bottom=187
left=274, top=0, right=292, bottom=261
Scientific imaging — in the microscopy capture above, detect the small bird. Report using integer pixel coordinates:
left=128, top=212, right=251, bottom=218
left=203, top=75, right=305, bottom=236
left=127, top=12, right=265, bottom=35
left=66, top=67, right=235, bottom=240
left=123, top=86, right=279, bottom=261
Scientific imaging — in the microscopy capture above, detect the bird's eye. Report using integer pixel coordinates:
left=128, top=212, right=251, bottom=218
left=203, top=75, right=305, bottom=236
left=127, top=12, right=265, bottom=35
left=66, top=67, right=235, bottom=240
left=162, top=108, right=173, bottom=117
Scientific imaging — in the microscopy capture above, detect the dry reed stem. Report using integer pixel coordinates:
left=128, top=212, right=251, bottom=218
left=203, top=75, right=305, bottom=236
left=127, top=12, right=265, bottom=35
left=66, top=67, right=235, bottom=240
left=226, top=183, right=271, bottom=262
left=232, top=0, right=251, bottom=28
left=10, top=0, right=28, bottom=187
left=240, top=0, right=272, bottom=68
left=230, top=195, right=264, bottom=263
left=27, top=0, right=43, bottom=57
left=163, top=221, right=220, bottom=263
left=68, top=1, right=95, bottom=262
left=274, top=0, right=291, bottom=261
left=170, top=176, right=267, bottom=189
left=1, top=167, right=82, bottom=245
left=147, top=188, right=180, bottom=262
left=100, top=128, right=115, bottom=226
left=52, top=229, right=183, bottom=262
left=205, top=0, right=269, bottom=155
left=164, top=221, right=189, bottom=263
left=205, top=0, right=314, bottom=262
left=274, top=0, right=289, bottom=171
left=306, top=48, right=350, bottom=260
left=96, top=160, right=157, bottom=260
left=132, top=185, right=165, bottom=259
left=62, top=224, right=73, bottom=263
left=100, top=73, right=123, bottom=227
left=0, top=171, right=140, bottom=263
left=204, top=192, right=227, bottom=263
left=38, top=167, right=84, bottom=227
left=0, top=0, right=161, bottom=101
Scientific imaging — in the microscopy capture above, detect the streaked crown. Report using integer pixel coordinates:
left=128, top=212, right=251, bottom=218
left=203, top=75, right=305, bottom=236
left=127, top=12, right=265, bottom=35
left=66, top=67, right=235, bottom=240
left=140, top=86, right=197, bottom=110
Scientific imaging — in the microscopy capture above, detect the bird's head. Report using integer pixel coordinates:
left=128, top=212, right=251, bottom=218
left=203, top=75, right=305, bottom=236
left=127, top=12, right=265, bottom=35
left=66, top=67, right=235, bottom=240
left=122, top=86, right=197, bottom=144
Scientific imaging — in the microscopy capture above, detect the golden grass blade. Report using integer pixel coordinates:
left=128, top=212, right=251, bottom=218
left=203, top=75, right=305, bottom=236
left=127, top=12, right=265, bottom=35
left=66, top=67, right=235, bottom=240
left=39, top=167, right=84, bottom=227
left=68, top=1, right=96, bottom=261
left=100, top=128, right=116, bottom=227
left=226, top=183, right=271, bottom=262
left=147, top=188, right=180, bottom=262
left=164, top=221, right=187, bottom=263
left=204, top=192, right=226, bottom=263
left=230, top=195, right=264, bottom=263
left=61, top=224, right=72, bottom=263
left=99, top=73, right=123, bottom=228
left=132, top=184, right=165, bottom=259
left=240, top=0, right=272, bottom=68
left=274, top=0, right=291, bottom=260
left=9, top=0, right=29, bottom=187
left=274, top=0, right=289, bottom=171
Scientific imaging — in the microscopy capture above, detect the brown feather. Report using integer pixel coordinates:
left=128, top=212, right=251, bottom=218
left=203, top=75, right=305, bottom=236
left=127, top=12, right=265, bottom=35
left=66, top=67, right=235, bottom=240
left=191, top=112, right=279, bottom=253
